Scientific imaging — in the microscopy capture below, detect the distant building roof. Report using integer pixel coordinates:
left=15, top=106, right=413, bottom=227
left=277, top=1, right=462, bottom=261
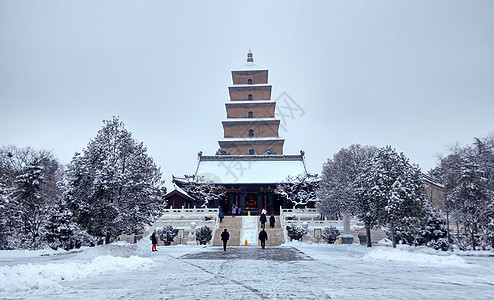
left=422, top=174, right=444, bottom=188
left=164, top=185, right=195, bottom=201
left=189, top=154, right=308, bottom=185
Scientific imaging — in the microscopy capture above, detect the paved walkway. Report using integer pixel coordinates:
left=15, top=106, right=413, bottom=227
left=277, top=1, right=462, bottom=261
left=179, top=246, right=313, bottom=261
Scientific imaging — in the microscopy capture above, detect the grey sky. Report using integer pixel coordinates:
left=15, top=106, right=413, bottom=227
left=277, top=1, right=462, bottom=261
left=1, top=1, right=493, bottom=190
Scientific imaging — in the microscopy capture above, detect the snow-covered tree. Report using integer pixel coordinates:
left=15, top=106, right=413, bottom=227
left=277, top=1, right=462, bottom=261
left=322, top=226, right=340, bottom=244
left=0, top=146, right=63, bottom=249
left=14, top=161, right=46, bottom=246
left=316, top=144, right=376, bottom=219
left=355, top=146, right=429, bottom=248
left=275, top=173, right=319, bottom=207
left=180, top=176, right=225, bottom=208
left=433, top=134, right=494, bottom=250
left=62, top=117, right=165, bottom=244
left=0, top=178, right=13, bottom=248
left=450, top=159, right=492, bottom=250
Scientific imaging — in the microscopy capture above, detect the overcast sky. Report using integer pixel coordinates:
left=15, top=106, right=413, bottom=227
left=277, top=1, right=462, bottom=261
left=1, top=1, right=493, bottom=190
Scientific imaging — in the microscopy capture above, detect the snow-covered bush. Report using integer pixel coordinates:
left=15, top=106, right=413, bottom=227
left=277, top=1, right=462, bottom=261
left=286, top=224, right=306, bottom=241
left=322, top=226, right=340, bottom=244
left=427, top=238, right=452, bottom=251
left=45, top=209, right=97, bottom=250
left=385, top=210, right=452, bottom=251
left=157, top=226, right=178, bottom=242
left=195, top=226, right=212, bottom=244
left=415, top=211, right=452, bottom=251
left=386, top=225, right=416, bottom=246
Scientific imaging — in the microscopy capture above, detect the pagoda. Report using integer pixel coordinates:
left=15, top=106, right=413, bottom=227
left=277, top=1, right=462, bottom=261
left=172, top=51, right=311, bottom=215
left=218, top=50, right=284, bottom=155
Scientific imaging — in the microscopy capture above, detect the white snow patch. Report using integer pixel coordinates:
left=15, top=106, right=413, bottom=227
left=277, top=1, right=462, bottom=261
left=0, top=255, right=152, bottom=293
left=362, top=247, right=466, bottom=266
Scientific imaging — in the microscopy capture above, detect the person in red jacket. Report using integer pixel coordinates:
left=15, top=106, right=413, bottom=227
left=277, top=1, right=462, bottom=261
left=151, top=230, right=158, bottom=252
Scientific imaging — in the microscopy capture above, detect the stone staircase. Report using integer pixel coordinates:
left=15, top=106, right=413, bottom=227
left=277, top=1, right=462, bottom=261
left=264, top=216, right=285, bottom=246
left=212, top=216, right=285, bottom=246
left=212, top=216, right=242, bottom=246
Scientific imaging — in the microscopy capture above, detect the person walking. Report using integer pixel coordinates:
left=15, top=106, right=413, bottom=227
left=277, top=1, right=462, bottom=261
left=260, top=212, right=267, bottom=229
left=269, top=214, right=275, bottom=228
left=232, top=204, right=237, bottom=217
left=221, top=228, right=230, bottom=251
left=258, top=229, right=268, bottom=249
left=219, top=210, right=224, bottom=223
left=151, top=230, right=158, bottom=252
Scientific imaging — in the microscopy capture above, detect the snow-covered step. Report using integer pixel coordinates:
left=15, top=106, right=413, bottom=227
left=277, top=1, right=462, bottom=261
left=239, top=216, right=258, bottom=246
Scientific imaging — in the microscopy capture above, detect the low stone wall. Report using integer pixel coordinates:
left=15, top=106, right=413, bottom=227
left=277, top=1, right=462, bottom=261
left=280, top=207, right=386, bottom=245
left=118, top=207, right=220, bottom=245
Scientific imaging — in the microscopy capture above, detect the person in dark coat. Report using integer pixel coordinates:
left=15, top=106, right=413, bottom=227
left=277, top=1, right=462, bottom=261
left=151, top=230, right=158, bottom=252
left=220, top=228, right=230, bottom=251
left=258, top=229, right=268, bottom=249
left=260, top=213, right=267, bottom=229
left=269, top=214, right=275, bottom=228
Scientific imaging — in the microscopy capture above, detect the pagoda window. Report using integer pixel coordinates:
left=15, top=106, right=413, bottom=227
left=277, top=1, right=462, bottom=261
left=248, top=111, right=253, bottom=118
left=248, top=94, right=253, bottom=100
left=248, top=129, right=254, bottom=137
left=248, top=79, right=253, bottom=84
left=249, top=149, right=255, bottom=155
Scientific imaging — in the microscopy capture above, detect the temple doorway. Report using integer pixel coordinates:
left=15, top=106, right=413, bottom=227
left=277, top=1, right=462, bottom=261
left=273, top=195, right=283, bottom=215
left=220, top=195, right=230, bottom=214
left=245, top=193, right=257, bottom=209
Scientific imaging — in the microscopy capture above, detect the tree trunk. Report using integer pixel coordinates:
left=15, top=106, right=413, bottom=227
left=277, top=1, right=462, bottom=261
left=366, top=225, right=372, bottom=247
left=469, top=223, right=476, bottom=251
left=391, top=223, right=397, bottom=248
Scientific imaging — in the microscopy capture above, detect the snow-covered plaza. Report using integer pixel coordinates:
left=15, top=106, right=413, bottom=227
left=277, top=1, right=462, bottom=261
left=1, top=240, right=494, bottom=299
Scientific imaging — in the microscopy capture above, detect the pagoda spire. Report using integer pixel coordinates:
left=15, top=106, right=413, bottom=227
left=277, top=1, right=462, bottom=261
left=247, top=50, right=253, bottom=62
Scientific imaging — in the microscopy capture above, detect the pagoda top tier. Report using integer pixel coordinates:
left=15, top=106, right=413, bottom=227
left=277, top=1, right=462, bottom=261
left=232, top=51, right=268, bottom=84
left=235, top=50, right=267, bottom=71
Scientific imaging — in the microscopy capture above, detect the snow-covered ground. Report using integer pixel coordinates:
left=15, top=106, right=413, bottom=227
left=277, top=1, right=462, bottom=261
left=1, top=240, right=493, bottom=299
